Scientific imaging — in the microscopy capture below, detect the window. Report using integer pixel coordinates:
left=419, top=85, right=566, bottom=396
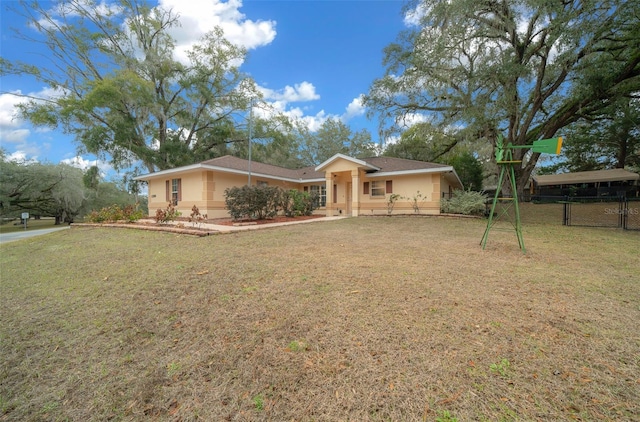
left=371, top=180, right=385, bottom=197
left=309, top=184, right=326, bottom=207
left=166, top=178, right=181, bottom=205
left=257, top=180, right=268, bottom=187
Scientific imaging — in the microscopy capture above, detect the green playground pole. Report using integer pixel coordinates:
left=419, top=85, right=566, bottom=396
left=508, top=163, right=525, bottom=252
left=481, top=165, right=505, bottom=249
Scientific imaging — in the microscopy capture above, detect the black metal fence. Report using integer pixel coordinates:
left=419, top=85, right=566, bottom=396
left=622, top=199, right=640, bottom=230
left=530, top=196, right=640, bottom=230
left=531, top=185, right=639, bottom=199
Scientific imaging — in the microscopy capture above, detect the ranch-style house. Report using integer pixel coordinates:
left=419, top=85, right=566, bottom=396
left=134, top=153, right=463, bottom=218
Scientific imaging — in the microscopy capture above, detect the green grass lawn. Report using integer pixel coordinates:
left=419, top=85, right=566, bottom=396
left=1, top=216, right=638, bottom=421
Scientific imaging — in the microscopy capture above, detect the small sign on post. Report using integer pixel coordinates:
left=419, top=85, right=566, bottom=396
left=21, top=212, right=29, bottom=230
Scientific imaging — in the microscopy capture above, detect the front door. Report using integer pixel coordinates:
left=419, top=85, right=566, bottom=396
left=346, top=182, right=352, bottom=215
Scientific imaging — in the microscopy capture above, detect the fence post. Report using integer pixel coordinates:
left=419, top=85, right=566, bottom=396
left=562, top=196, right=570, bottom=226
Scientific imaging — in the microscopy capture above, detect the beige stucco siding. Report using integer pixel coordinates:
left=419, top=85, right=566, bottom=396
left=439, top=174, right=456, bottom=199
left=359, top=173, right=442, bottom=215
left=146, top=170, right=309, bottom=218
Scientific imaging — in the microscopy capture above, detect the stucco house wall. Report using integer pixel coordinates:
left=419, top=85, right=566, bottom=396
left=356, top=173, right=442, bottom=216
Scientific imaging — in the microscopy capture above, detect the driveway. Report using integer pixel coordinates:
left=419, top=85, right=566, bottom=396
left=0, top=226, right=70, bottom=244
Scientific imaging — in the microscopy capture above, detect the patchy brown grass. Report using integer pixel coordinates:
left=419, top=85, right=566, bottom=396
left=1, top=215, right=638, bottom=421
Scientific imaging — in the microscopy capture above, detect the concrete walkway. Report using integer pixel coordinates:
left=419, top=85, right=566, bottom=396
left=137, top=216, right=347, bottom=233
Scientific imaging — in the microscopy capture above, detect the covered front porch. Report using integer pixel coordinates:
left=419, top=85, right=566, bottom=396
left=316, top=155, right=378, bottom=217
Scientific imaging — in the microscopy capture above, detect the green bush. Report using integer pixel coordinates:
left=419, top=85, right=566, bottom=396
left=225, top=185, right=281, bottom=220
left=440, top=190, right=488, bottom=215
left=86, top=204, right=144, bottom=223
left=281, top=189, right=318, bottom=217
left=225, top=186, right=318, bottom=220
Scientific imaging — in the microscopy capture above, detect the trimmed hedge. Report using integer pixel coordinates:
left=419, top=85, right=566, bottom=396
left=225, top=186, right=318, bottom=220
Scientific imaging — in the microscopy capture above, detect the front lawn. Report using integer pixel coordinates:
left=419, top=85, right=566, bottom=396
left=1, top=216, right=638, bottom=421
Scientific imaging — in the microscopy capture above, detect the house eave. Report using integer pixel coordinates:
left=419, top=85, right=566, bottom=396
left=133, top=164, right=204, bottom=180
left=365, top=166, right=454, bottom=178
left=134, top=164, right=324, bottom=184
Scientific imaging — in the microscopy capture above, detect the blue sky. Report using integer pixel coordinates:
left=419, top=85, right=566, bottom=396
left=0, top=0, right=411, bottom=175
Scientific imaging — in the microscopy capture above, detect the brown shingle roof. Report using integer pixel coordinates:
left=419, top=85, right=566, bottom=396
left=202, top=155, right=323, bottom=180
left=135, top=154, right=454, bottom=182
left=201, top=155, right=450, bottom=178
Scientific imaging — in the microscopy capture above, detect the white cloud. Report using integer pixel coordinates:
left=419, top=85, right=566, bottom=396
left=37, top=1, right=123, bottom=31
left=158, top=0, right=276, bottom=63
left=0, top=91, right=24, bottom=129
left=0, top=87, right=66, bottom=131
left=260, top=81, right=320, bottom=103
left=251, top=81, right=334, bottom=132
left=251, top=96, right=330, bottom=133
left=1, top=129, right=31, bottom=143
left=404, top=2, right=428, bottom=26
left=343, top=95, right=365, bottom=120
left=6, top=150, right=38, bottom=164
left=0, top=87, right=68, bottom=161
left=295, top=110, right=328, bottom=133
left=61, top=156, right=97, bottom=170
left=61, top=155, right=112, bottom=176
left=383, top=135, right=401, bottom=147
left=395, top=113, right=429, bottom=129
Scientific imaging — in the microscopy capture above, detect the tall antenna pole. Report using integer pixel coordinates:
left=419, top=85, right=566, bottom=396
left=248, top=99, right=253, bottom=186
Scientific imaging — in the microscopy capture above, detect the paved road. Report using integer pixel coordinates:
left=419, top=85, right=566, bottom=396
left=0, top=226, right=70, bottom=244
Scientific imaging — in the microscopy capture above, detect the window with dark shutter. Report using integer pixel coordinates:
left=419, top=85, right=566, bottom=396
left=166, top=180, right=170, bottom=202
left=170, top=178, right=181, bottom=205
left=363, top=181, right=370, bottom=195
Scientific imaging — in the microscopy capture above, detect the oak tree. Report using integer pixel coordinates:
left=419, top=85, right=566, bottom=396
left=366, top=0, right=640, bottom=193
left=2, top=0, right=258, bottom=173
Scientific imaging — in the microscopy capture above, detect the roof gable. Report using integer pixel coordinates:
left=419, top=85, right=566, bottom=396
left=315, top=153, right=379, bottom=172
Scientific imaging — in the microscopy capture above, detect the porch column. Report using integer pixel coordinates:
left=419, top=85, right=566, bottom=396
left=325, top=173, right=334, bottom=216
left=351, top=169, right=360, bottom=217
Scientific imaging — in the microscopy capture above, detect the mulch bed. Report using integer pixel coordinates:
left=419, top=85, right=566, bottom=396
left=75, top=222, right=218, bottom=237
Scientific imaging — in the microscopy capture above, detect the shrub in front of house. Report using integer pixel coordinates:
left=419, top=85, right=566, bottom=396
left=441, top=190, right=488, bottom=215
left=281, top=189, right=318, bottom=217
left=225, top=186, right=319, bottom=220
left=87, top=204, right=144, bottom=223
left=155, top=202, right=181, bottom=223
left=225, top=185, right=282, bottom=220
